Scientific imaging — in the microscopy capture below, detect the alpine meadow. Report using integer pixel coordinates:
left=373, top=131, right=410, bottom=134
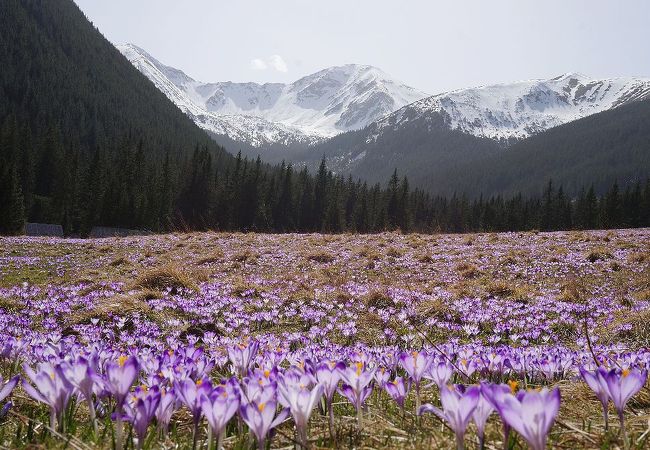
left=0, top=1, right=649, bottom=449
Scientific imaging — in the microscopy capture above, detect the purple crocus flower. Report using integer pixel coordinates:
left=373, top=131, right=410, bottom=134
left=400, top=351, right=433, bottom=413
left=123, top=386, right=161, bottom=450
left=495, top=387, right=560, bottom=450
left=200, top=380, right=240, bottom=449
left=419, top=384, right=480, bottom=450
left=425, top=361, right=455, bottom=388
left=277, top=373, right=324, bottom=448
left=104, top=355, right=140, bottom=450
left=105, top=355, right=140, bottom=408
left=0, top=375, right=19, bottom=404
left=22, top=363, right=73, bottom=431
left=338, top=361, right=375, bottom=428
left=473, top=386, right=496, bottom=449
left=175, top=377, right=213, bottom=449
left=315, top=361, right=345, bottom=440
left=579, top=366, right=611, bottom=429
left=603, top=368, right=647, bottom=442
left=156, top=387, right=178, bottom=435
left=62, top=356, right=102, bottom=434
left=228, top=341, right=259, bottom=377
left=481, top=382, right=513, bottom=449
left=240, top=398, right=289, bottom=450
left=385, top=376, right=411, bottom=409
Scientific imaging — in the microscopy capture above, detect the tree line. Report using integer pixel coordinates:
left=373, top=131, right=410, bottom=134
left=1, top=117, right=649, bottom=236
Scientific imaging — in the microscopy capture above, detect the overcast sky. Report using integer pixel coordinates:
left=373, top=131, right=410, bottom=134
left=74, top=0, right=650, bottom=94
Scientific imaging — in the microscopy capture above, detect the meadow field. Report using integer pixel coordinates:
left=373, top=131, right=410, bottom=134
left=0, top=229, right=649, bottom=449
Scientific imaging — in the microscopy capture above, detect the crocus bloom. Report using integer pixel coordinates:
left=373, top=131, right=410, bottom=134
left=481, top=382, right=513, bottom=448
left=400, top=351, right=433, bottom=412
left=62, top=357, right=102, bottom=434
left=176, top=377, right=213, bottom=448
left=385, top=376, right=411, bottom=409
left=603, top=368, right=647, bottom=442
left=419, top=384, right=479, bottom=450
left=315, top=361, right=345, bottom=401
left=374, top=367, right=391, bottom=389
left=315, top=361, right=345, bottom=439
left=338, top=361, right=375, bottom=427
left=473, top=386, right=496, bottom=449
left=200, top=381, right=240, bottom=449
left=105, top=355, right=140, bottom=450
left=425, top=361, right=455, bottom=388
left=228, top=341, right=259, bottom=377
left=123, top=386, right=161, bottom=450
left=22, top=363, right=73, bottom=431
left=579, top=366, right=611, bottom=429
left=495, top=387, right=560, bottom=450
left=156, top=387, right=178, bottom=434
left=240, top=398, right=289, bottom=450
left=277, top=373, right=324, bottom=448
left=0, top=375, right=19, bottom=404
left=105, top=355, right=140, bottom=408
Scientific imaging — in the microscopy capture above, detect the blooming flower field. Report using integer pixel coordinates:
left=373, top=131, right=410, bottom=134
left=0, top=229, right=649, bottom=449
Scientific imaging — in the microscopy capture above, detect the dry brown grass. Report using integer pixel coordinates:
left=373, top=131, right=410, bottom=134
left=456, top=262, right=481, bottom=279
left=355, top=245, right=381, bottom=261
left=486, top=280, right=516, bottom=298
left=66, top=293, right=156, bottom=327
left=196, top=248, right=224, bottom=265
left=418, top=254, right=433, bottom=264
left=131, top=264, right=207, bottom=292
left=232, top=250, right=258, bottom=264
left=364, top=290, right=394, bottom=309
left=586, top=248, right=613, bottom=263
left=414, top=297, right=461, bottom=325
left=606, top=307, right=650, bottom=346
left=306, top=251, right=336, bottom=264
left=109, top=255, right=129, bottom=267
left=558, top=278, right=588, bottom=303
left=385, top=247, right=405, bottom=258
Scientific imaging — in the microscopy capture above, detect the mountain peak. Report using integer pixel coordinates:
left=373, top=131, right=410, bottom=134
left=118, top=44, right=428, bottom=145
left=552, top=71, right=590, bottom=81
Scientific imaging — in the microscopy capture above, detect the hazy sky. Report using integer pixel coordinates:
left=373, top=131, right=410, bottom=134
left=74, top=0, right=650, bottom=94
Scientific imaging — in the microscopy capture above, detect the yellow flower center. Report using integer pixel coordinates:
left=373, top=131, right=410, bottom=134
left=258, top=403, right=266, bottom=412
left=622, top=369, right=630, bottom=377
left=264, top=369, right=270, bottom=378
left=508, top=380, right=519, bottom=394
left=196, top=379, right=203, bottom=387
left=355, top=362, right=363, bottom=376
left=118, top=355, right=128, bottom=367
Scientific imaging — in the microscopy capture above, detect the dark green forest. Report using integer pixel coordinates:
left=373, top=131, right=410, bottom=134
left=1, top=0, right=649, bottom=236
left=297, top=96, right=650, bottom=198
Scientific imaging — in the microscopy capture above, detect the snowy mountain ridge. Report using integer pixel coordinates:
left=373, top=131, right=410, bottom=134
left=118, top=43, right=427, bottom=147
left=369, top=72, right=650, bottom=143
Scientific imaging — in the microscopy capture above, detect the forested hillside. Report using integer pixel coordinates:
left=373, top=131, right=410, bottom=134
left=295, top=97, right=650, bottom=198
left=0, top=0, right=233, bottom=234
left=460, top=97, right=650, bottom=196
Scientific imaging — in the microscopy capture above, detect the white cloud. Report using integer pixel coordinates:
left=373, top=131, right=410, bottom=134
left=250, top=58, right=267, bottom=70
left=268, top=54, right=288, bottom=73
left=250, top=55, right=288, bottom=73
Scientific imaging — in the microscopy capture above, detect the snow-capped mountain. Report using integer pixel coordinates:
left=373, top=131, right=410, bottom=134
left=118, top=43, right=427, bottom=147
left=370, top=73, right=650, bottom=144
